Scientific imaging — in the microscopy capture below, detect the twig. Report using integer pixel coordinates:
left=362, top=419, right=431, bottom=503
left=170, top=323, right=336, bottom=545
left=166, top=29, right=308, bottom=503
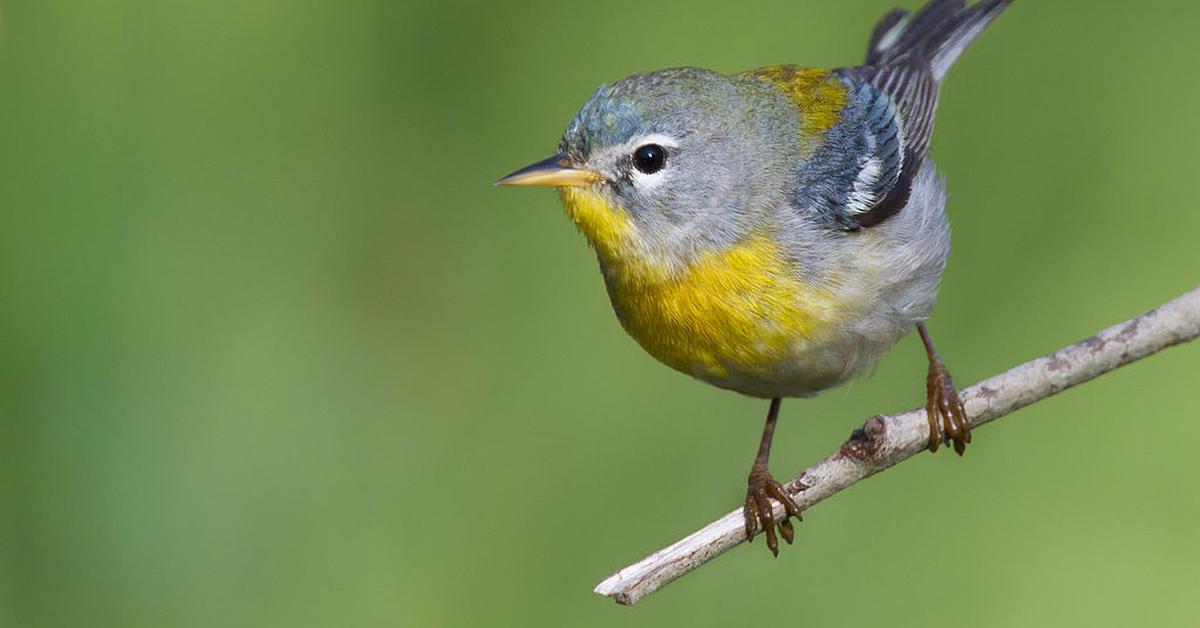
left=595, top=284, right=1200, bottom=606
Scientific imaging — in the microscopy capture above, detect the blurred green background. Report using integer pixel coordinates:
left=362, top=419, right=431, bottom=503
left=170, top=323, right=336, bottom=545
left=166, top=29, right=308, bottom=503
left=1, top=1, right=1198, bottom=626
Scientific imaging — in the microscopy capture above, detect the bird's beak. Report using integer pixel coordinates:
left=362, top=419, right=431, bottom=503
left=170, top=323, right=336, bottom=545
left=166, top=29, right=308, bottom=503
left=496, top=154, right=603, bottom=187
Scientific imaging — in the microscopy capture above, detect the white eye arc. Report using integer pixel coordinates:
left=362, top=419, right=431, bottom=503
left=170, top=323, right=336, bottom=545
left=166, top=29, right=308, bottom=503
left=627, top=134, right=679, bottom=191
left=632, top=134, right=679, bottom=152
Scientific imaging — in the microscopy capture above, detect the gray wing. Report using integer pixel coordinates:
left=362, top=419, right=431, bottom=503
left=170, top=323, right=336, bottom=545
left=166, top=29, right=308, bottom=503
left=792, top=77, right=910, bottom=231
left=835, top=64, right=935, bottom=229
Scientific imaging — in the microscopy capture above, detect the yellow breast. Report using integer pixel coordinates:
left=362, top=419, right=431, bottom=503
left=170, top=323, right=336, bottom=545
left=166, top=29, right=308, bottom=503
left=559, top=187, right=842, bottom=383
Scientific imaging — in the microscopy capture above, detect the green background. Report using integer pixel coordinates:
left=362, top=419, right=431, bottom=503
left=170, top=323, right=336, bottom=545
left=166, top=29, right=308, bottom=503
left=2, top=1, right=1198, bottom=626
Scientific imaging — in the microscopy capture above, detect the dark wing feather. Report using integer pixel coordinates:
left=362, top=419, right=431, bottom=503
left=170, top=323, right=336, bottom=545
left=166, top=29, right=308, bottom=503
left=822, top=0, right=1013, bottom=229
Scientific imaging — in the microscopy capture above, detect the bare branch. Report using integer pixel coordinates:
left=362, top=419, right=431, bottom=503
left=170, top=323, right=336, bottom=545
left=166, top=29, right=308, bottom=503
left=595, top=285, right=1200, bottom=606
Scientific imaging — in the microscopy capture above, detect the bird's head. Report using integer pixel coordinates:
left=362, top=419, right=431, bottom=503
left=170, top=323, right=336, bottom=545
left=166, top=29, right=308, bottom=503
left=499, top=67, right=794, bottom=275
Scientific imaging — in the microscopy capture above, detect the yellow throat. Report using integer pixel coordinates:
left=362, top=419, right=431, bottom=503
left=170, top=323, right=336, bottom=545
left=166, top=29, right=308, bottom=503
left=558, top=186, right=841, bottom=383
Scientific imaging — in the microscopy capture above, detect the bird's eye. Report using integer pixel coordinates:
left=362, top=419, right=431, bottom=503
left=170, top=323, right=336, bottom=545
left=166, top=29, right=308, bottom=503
left=632, top=144, right=666, bottom=174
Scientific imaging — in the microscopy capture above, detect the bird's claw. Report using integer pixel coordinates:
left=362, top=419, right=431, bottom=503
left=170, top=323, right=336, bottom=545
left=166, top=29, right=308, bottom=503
left=743, top=466, right=804, bottom=556
left=925, top=361, right=971, bottom=455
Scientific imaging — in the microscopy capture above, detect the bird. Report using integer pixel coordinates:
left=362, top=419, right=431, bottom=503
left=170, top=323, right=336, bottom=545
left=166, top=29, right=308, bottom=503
left=497, top=0, right=1013, bottom=556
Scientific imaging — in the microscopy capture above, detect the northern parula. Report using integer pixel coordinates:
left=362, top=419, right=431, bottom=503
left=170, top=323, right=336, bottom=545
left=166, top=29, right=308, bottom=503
left=499, top=0, right=1012, bottom=555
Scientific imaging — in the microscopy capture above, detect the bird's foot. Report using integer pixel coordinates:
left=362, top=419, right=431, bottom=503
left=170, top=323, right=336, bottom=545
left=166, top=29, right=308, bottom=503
left=743, top=464, right=804, bottom=556
left=925, top=359, right=971, bottom=455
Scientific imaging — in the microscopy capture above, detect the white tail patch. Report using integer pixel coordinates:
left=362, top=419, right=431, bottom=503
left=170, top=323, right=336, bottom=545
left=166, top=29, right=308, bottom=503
left=874, top=18, right=908, bottom=55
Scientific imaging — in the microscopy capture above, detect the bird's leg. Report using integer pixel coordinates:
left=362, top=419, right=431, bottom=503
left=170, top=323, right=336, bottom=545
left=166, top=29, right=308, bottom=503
left=743, top=397, right=804, bottom=556
left=917, top=322, right=971, bottom=455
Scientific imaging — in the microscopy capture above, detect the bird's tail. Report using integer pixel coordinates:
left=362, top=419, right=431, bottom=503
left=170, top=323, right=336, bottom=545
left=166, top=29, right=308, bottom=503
left=865, top=0, right=1013, bottom=82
